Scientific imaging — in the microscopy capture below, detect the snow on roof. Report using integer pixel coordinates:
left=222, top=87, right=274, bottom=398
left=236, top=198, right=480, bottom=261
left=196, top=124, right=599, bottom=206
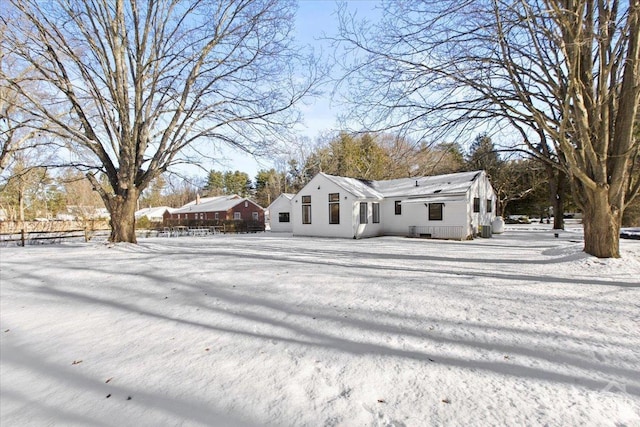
left=135, top=206, right=173, bottom=219
left=182, top=195, right=240, bottom=207
left=173, top=195, right=252, bottom=214
left=321, top=170, right=483, bottom=199
left=320, top=173, right=385, bottom=199
left=267, top=193, right=296, bottom=209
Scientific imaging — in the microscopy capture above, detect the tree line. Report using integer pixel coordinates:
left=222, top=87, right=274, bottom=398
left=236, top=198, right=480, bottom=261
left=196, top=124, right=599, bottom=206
left=2, top=0, right=638, bottom=257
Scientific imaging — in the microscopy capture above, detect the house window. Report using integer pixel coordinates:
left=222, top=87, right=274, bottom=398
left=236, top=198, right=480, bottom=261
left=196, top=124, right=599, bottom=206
left=302, top=195, right=311, bottom=224
left=252, top=212, right=259, bottom=221
left=359, top=202, right=368, bottom=224
left=215, top=212, right=219, bottom=220
left=429, top=203, right=443, bottom=221
left=234, top=212, right=241, bottom=220
left=395, top=200, right=402, bottom=215
left=329, top=193, right=340, bottom=224
left=177, top=214, right=181, bottom=220
left=278, top=212, right=290, bottom=222
left=473, top=197, right=480, bottom=213
left=487, top=199, right=492, bottom=213
left=200, top=213, right=204, bottom=220
left=372, top=202, right=380, bottom=223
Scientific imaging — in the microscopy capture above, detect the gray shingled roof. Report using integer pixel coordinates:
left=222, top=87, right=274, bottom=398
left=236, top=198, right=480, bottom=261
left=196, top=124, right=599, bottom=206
left=321, top=170, right=482, bottom=199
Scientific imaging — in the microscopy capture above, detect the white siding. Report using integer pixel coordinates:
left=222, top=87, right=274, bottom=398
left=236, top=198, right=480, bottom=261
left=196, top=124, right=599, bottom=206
left=268, top=195, right=293, bottom=232
left=292, top=175, right=357, bottom=238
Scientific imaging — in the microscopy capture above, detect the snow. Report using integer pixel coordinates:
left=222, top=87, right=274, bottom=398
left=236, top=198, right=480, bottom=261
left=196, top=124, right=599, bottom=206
left=1, top=225, right=639, bottom=426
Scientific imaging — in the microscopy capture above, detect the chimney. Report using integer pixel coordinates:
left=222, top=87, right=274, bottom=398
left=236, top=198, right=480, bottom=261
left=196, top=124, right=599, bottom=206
left=196, top=194, right=201, bottom=205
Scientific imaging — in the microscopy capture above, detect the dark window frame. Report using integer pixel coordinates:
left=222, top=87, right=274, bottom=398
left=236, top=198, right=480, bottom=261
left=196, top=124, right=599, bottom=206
left=395, top=200, right=402, bottom=215
left=278, top=212, right=290, bottom=223
left=473, top=197, right=480, bottom=213
left=487, top=199, right=492, bottom=213
left=329, top=193, right=340, bottom=224
left=359, top=202, right=368, bottom=224
left=372, top=202, right=380, bottom=223
left=302, top=195, right=312, bottom=224
left=429, top=203, right=443, bottom=221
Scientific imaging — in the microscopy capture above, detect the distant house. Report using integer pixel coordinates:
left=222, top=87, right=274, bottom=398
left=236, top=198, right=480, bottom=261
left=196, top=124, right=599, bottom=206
left=135, top=206, right=173, bottom=223
left=267, top=193, right=295, bottom=232
left=164, top=195, right=265, bottom=231
left=288, top=171, right=496, bottom=240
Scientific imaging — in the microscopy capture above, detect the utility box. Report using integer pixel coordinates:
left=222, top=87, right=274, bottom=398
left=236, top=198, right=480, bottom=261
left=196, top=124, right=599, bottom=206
left=480, top=225, right=492, bottom=238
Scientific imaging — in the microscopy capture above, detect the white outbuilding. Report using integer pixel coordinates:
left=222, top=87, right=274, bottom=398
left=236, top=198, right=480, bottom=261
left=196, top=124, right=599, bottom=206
left=267, top=193, right=295, bottom=232
left=289, top=171, right=496, bottom=240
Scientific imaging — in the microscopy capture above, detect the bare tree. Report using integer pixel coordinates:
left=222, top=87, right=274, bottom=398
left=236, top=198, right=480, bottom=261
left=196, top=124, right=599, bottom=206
left=336, top=0, right=639, bottom=258
left=5, top=0, right=319, bottom=242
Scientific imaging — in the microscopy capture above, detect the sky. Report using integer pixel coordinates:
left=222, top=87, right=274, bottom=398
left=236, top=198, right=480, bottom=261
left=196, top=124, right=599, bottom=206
left=214, top=0, right=380, bottom=179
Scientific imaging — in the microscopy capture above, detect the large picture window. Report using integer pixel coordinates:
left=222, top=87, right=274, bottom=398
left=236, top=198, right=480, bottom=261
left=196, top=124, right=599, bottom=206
left=359, top=202, right=368, bottom=224
left=302, top=195, right=311, bottom=224
left=372, top=202, right=380, bottom=223
left=278, top=212, right=290, bottom=222
left=429, top=203, right=443, bottom=221
left=329, top=193, right=340, bottom=224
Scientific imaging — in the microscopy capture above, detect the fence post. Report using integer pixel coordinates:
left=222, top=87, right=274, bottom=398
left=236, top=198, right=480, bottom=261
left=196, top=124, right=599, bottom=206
left=20, top=228, right=25, bottom=247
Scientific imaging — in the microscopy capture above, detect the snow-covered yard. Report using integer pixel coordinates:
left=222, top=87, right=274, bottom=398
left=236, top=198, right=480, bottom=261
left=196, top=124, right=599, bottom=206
left=1, top=227, right=639, bottom=426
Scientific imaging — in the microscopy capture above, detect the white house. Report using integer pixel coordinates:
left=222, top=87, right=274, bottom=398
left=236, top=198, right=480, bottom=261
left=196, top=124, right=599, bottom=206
left=267, top=193, right=295, bottom=232
left=289, top=171, right=496, bottom=240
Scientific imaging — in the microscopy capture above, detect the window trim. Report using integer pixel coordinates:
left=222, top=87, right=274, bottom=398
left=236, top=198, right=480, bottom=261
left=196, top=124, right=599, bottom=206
left=301, top=195, right=311, bottom=225
left=329, top=193, right=340, bottom=224
left=428, top=203, right=444, bottom=221
left=234, top=212, right=241, bottom=220
left=473, top=197, right=480, bottom=213
left=278, top=212, right=290, bottom=223
left=372, top=202, right=380, bottom=223
left=395, top=200, right=402, bottom=215
left=487, top=199, right=492, bottom=213
left=359, top=202, right=368, bottom=224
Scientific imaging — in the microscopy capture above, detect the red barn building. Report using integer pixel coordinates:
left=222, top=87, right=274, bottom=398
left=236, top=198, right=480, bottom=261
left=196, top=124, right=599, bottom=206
left=163, top=195, right=265, bottom=231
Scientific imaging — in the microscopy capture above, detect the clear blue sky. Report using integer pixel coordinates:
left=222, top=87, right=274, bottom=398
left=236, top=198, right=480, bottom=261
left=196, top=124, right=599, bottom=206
left=219, top=0, right=380, bottom=179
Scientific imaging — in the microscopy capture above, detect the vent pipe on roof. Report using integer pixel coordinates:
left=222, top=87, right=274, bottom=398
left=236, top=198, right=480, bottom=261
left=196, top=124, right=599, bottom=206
left=415, top=180, right=419, bottom=187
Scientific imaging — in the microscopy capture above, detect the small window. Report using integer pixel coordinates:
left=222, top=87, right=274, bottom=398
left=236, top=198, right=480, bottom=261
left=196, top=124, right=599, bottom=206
left=429, top=203, right=443, bottom=221
left=487, top=199, right=492, bottom=213
left=278, top=212, right=290, bottom=222
left=302, top=195, right=311, bottom=204
left=473, top=197, right=480, bottom=213
left=372, top=202, right=380, bottom=223
left=244, top=201, right=248, bottom=208
left=234, top=212, right=241, bottom=220
left=395, top=200, right=402, bottom=215
left=359, top=202, right=368, bottom=224
left=329, top=193, right=340, bottom=224
left=215, top=212, right=219, bottom=220
left=252, top=212, right=259, bottom=221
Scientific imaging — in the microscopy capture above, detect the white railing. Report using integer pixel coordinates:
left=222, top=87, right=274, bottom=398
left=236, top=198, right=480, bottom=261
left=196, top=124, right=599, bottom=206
left=408, top=225, right=467, bottom=240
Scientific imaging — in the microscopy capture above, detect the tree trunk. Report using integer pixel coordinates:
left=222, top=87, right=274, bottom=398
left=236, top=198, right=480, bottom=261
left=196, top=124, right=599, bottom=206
left=545, top=166, right=565, bottom=230
left=107, top=191, right=138, bottom=243
left=581, top=187, right=621, bottom=258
